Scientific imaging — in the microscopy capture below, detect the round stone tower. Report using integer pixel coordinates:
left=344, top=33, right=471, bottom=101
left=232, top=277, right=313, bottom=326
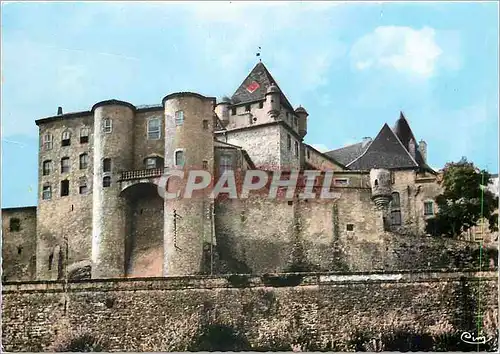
left=91, top=99, right=135, bottom=279
left=369, top=169, right=392, bottom=209
left=162, top=92, right=215, bottom=276
left=266, top=83, right=280, bottom=120
left=214, top=96, right=231, bottom=127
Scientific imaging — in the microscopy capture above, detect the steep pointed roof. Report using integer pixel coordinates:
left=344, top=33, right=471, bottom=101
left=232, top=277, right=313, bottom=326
left=347, top=123, right=419, bottom=170
left=393, top=112, right=431, bottom=170
left=231, top=62, right=293, bottom=110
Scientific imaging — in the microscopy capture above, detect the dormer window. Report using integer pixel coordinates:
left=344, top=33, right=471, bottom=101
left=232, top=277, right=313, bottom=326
left=61, top=130, right=71, bottom=146
left=259, top=101, right=264, bottom=109
left=102, top=118, right=112, bottom=133
left=245, top=104, right=251, bottom=112
left=145, top=156, right=163, bottom=169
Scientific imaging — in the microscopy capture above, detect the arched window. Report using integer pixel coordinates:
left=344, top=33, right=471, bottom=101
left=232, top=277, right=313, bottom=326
left=175, top=150, right=185, bottom=167
left=102, top=118, right=112, bottom=133
left=103, top=176, right=111, bottom=188
left=147, top=118, right=161, bottom=139
left=79, top=153, right=88, bottom=169
left=61, top=130, right=71, bottom=146
left=43, top=133, right=53, bottom=150
left=80, top=127, right=90, bottom=144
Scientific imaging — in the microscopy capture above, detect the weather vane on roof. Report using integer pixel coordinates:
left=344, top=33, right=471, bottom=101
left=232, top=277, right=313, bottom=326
left=256, top=46, right=262, bottom=62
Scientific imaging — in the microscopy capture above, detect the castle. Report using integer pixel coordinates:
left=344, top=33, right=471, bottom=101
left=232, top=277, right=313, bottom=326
left=1, top=62, right=494, bottom=282
left=2, top=62, right=499, bottom=353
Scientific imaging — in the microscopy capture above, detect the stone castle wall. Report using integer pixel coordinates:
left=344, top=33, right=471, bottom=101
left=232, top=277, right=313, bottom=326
left=1, top=207, right=37, bottom=281
left=2, top=271, right=497, bottom=352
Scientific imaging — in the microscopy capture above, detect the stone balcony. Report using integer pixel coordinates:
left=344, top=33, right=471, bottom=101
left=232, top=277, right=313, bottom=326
left=119, top=168, right=165, bottom=181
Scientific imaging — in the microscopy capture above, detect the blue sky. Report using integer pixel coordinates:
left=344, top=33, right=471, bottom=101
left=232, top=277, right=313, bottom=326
left=1, top=1, right=498, bottom=207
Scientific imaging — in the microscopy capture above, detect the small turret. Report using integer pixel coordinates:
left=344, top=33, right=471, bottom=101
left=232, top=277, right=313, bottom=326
left=295, top=106, right=308, bottom=138
left=370, top=169, right=392, bottom=210
left=265, top=83, right=280, bottom=120
left=215, top=96, right=231, bottom=126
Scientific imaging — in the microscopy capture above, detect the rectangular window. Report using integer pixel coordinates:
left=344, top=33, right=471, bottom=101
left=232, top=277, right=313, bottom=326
left=203, top=119, right=209, bottom=130
left=145, top=157, right=157, bottom=169
left=61, top=157, right=70, bottom=173
left=307, top=150, right=311, bottom=159
left=103, top=118, right=112, bottom=133
left=294, top=117, right=298, bottom=127
left=219, top=155, right=233, bottom=176
left=43, top=134, right=53, bottom=150
left=148, top=118, right=161, bottom=140
left=61, top=180, right=70, bottom=197
left=391, top=210, right=402, bottom=226
left=42, top=160, right=52, bottom=176
left=231, top=107, right=236, bottom=115
left=103, top=158, right=111, bottom=173
left=202, top=160, right=208, bottom=170
left=79, top=154, right=88, bottom=169
left=294, top=141, right=299, bottom=157
left=391, top=192, right=400, bottom=208
left=42, top=185, right=52, bottom=200
left=346, top=224, right=354, bottom=231
left=175, top=111, right=184, bottom=126
left=334, top=178, right=349, bottom=186
left=245, top=104, right=251, bottom=112
left=259, top=101, right=264, bottom=109
left=287, top=134, right=292, bottom=151
left=79, top=178, right=88, bottom=195
left=9, top=218, right=21, bottom=232
left=175, top=150, right=185, bottom=167
left=80, top=127, right=89, bottom=144
left=424, top=201, right=434, bottom=216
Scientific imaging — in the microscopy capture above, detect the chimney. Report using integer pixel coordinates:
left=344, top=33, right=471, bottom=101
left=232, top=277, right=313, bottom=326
left=408, top=139, right=416, bottom=159
left=362, top=137, right=372, bottom=147
left=419, top=139, right=427, bottom=162
left=57, top=107, right=63, bottom=115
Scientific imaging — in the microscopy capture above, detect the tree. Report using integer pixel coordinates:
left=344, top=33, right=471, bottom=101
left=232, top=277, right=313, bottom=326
left=426, top=158, right=498, bottom=237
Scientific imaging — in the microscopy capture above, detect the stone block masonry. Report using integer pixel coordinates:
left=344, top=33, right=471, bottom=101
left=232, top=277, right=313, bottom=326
left=2, top=270, right=497, bottom=351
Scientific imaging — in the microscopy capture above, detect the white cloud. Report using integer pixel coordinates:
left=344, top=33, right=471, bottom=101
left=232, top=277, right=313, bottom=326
left=350, top=26, right=456, bottom=78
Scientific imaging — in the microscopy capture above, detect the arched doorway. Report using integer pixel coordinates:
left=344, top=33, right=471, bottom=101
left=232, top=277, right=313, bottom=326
left=121, top=182, right=164, bottom=277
